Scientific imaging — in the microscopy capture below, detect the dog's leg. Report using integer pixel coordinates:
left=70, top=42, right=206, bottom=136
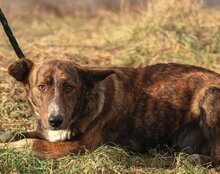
left=0, top=131, right=41, bottom=143
left=198, top=86, right=220, bottom=166
left=32, top=140, right=85, bottom=158
left=174, top=86, right=220, bottom=166
left=0, top=138, right=85, bottom=158
left=0, top=138, right=35, bottom=149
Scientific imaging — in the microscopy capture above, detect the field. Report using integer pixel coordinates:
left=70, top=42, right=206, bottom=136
left=1, top=0, right=220, bottom=173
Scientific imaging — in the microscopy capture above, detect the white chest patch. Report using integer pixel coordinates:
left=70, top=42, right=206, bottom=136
left=47, top=130, right=71, bottom=142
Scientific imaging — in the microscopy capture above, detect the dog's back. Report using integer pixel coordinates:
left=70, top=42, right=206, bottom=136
left=99, top=63, right=220, bottom=154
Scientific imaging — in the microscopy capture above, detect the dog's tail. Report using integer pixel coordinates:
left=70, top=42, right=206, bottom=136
left=0, top=8, right=25, bottom=59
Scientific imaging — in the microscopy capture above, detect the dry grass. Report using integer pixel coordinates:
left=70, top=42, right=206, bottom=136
left=1, top=0, right=220, bottom=173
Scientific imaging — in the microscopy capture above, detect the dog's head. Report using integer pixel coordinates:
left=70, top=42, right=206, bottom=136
left=8, top=58, right=114, bottom=142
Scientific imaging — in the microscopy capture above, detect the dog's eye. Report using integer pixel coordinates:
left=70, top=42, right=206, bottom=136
left=63, top=85, right=73, bottom=93
left=38, top=85, right=46, bottom=92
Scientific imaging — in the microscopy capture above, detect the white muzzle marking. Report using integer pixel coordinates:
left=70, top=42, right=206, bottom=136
left=47, top=130, right=71, bottom=142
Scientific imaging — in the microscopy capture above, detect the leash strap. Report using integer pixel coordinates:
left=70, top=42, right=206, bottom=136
left=0, top=8, right=25, bottom=59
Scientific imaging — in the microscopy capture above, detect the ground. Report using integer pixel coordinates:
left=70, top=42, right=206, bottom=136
left=1, top=0, right=220, bottom=173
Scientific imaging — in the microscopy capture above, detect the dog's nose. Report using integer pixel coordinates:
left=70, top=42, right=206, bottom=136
left=48, top=115, right=63, bottom=128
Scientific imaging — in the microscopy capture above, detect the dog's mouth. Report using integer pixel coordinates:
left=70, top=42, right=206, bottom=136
left=39, top=115, right=79, bottom=142
left=46, top=129, right=73, bottom=142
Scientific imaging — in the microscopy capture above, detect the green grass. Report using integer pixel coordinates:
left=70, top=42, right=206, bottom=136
left=0, top=146, right=212, bottom=174
left=1, top=0, right=220, bottom=173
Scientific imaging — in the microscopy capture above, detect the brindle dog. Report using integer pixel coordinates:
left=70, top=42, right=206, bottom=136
left=1, top=8, right=220, bottom=166
left=1, top=58, right=220, bottom=166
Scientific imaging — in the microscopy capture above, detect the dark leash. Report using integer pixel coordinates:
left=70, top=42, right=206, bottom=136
left=0, top=8, right=25, bottom=59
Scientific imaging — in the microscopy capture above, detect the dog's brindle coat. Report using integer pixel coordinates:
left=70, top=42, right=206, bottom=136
left=1, top=58, right=220, bottom=165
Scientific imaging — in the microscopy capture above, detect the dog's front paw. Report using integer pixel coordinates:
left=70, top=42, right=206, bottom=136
left=0, top=131, right=16, bottom=143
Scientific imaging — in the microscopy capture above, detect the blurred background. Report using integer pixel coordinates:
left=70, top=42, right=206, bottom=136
left=1, top=0, right=220, bottom=17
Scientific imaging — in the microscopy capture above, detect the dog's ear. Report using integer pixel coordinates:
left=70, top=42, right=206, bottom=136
left=8, top=58, right=34, bottom=83
left=78, top=67, right=115, bottom=88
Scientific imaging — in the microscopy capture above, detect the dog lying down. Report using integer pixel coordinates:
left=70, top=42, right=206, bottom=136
left=0, top=7, right=220, bottom=167
left=1, top=58, right=220, bottom=166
